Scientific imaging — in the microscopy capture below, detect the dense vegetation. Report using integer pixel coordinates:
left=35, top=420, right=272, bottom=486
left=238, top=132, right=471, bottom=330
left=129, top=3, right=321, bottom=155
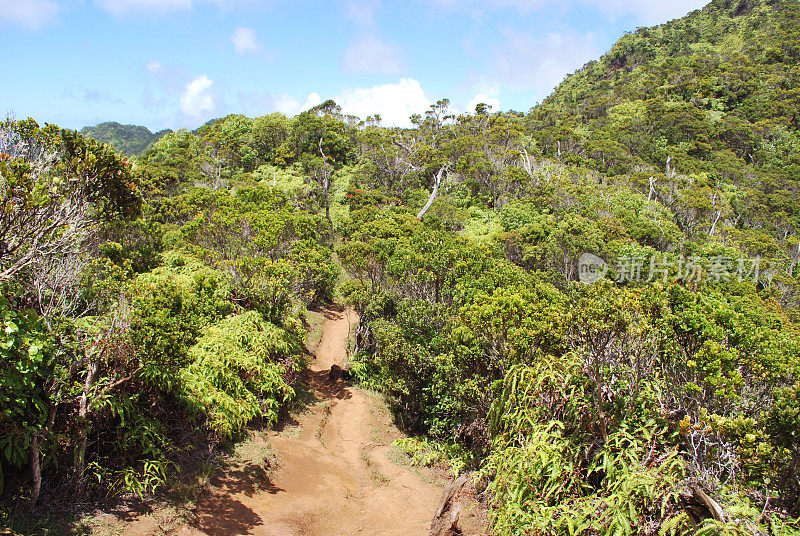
left=2, top=0, right=800, bottom=534
left=0, top=115, right=337, bottom=514
left=80, top=122, right=171, bottom=156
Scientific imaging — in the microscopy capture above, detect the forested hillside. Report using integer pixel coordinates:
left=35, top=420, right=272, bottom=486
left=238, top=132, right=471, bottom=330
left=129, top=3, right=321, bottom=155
left=80, top=122, right=171, bottom=156
left=530, top=0, right=800, bottom=258
left=2, top=0, right=800, bottom=534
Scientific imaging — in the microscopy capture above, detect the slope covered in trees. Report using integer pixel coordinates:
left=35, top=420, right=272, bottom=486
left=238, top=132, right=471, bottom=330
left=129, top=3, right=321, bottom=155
left=80, top=122, right=171, bottom=156
left=530, top=0, right=800, bottom=255
left=2, top=1, right=800, bottom=534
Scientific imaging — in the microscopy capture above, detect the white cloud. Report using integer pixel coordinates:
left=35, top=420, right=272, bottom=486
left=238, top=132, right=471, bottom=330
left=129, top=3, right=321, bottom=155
left=237, top=81, right=429, bottom=125
left=343, top=0, right=378, bottom=26
left=336, top=78, right=429, bottom=127
left=237, top=91, right=321, bottom=117
left=468, top=93, right=500, bottom=113
left=489, top=29, right=601, bottom=97
left=144, top=61, right=191, bottom=89
left=94, top=0, right=192, bottom=15
left=0, top=0, right=60, bottom=29
left=145, top=60, right=164, bottom=74
left=272, top=92, right=322, bottom=115
left=231, top=26, right=264, bottom=56
left=432, top=0, right=706, bottom=25
left=303, top=92, right=323, bottom=110
left=342, top=36, right=404, bottom=74
left=239, top=80, right=428, bottom=125
left=141, top=62, right=170, bottom=112
left=141, top=63, right=222, bottom=126
left=583, top=0, right=707, bottom=25
left=179, top=75, right=216, bottom=118
left=94, top=0, right=268, bottom=16
left=269, top=94, right=301, bottom=115
left=236, top=91, right=271, bottom=115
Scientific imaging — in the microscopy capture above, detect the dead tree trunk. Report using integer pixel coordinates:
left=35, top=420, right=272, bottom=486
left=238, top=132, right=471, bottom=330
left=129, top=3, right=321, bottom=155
left=319, top=138, right=333, bottom=241
left=709, top=187, right=722, bottom=236
left=417, top=165, right=447, bottom=220
left=709, top=210, right=722, bottom=236
left=390, top=136, right=450, bottom=221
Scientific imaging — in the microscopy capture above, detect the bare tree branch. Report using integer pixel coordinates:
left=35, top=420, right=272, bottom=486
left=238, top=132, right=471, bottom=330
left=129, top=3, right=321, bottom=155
left=417, top=165, right=448, bottom=220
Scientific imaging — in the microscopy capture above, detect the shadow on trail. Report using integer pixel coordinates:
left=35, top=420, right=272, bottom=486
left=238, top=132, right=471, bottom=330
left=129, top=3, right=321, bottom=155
left=309, top=302, right=344, bottom=320
left=191, top=461, right=285, bottom=536
left=191, top=495, right=261, bottom=536
left=306, top=367, right=353, bottom=401
left=275, top=362, right=352, bottom=432
left=213, top=461, right=284, bottom=498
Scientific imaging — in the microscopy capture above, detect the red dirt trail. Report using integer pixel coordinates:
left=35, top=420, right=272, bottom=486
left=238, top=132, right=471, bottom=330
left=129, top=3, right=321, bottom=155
left=118, top=306, right=444, bottom=536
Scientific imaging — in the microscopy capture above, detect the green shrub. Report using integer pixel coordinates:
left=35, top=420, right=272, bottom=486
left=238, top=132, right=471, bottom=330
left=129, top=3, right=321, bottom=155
left=0, top=297, right=52, bottom=494
left=178, top=311, right=300, bottom=439
left=128, top=253, right=234, bottom=391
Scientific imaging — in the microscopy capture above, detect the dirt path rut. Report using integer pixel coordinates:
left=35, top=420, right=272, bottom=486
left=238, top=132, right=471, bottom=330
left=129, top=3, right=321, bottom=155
left=181, top=306, right=443, bottom=536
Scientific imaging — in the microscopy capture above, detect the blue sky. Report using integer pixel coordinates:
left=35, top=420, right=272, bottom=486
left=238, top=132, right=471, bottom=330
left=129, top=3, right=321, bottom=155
left=1, top=0, right=707, bottom=131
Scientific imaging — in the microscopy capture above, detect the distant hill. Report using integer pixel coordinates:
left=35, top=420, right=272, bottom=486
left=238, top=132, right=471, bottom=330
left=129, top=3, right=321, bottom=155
left=80, top=122, right=172, bottom=156
left=530, top=0, right=800, bottom=183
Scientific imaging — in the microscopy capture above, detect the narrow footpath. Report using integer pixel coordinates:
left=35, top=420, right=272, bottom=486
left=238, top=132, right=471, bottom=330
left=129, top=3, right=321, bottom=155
left=173, top=306, right=444, bottom=536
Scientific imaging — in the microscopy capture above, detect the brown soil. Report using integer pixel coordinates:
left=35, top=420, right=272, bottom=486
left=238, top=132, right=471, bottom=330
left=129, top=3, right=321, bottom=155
left=114, top=306, right=444, bottom=536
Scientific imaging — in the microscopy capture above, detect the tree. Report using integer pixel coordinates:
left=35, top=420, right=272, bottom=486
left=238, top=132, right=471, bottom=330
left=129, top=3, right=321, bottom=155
left=391, top=134, right=448, bottom=220
left=291, top=103, right=354, bottom=237
left=0, top=119, right=140, bottom=282
left=0, top=296, right=52, bottom=505
left=0, top=120, right=140, bottom=504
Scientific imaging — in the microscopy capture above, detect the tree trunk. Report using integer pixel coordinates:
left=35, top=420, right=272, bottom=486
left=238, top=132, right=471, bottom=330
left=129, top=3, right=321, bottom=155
left=324, top=178, right=333, bottom=241
left=75, top=356, right=100, bottom=491
left=709, top=210, right=722, bottom=236
left=319, top=138, right=334, bottom=241
left=417, top=166, right=447, bottom=220
left=29, top=404, right=56, bottom=507
left=29, top=433, right=43, bottom=507
left=593, top=356, right=609, bottom=444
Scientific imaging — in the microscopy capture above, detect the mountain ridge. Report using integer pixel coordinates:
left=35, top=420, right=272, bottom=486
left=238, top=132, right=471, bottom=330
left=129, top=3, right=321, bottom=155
left=80, top=121, right=172, bottom=156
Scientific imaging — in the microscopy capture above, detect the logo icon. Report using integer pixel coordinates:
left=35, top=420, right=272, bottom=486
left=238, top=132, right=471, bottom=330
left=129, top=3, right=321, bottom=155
left=578, top=253, right=608, bottom=284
